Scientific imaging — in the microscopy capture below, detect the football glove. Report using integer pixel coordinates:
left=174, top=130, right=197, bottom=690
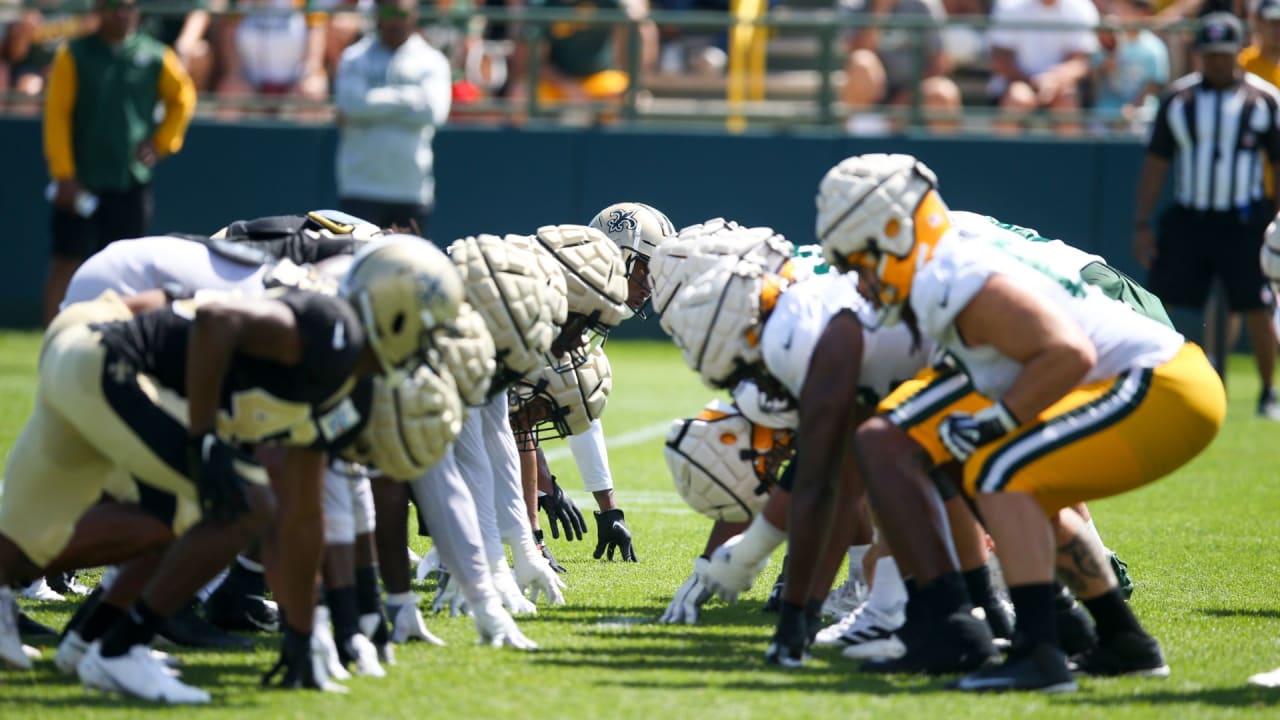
left=534, top=529, right=567, bottom=573
left=703, top=533, right=770, bottom=603
left=388, top=599, right=446, bottom=645
left=764, top=601, right=810, bottom=668
left=358, top=611, right=394, bottom=665
left=538, top=477, right=587, bottom=541
left=593, top=508, right=638, bottom=562
left=511, top=535, right=567, bottom=606
left=490, top=560, right=538, bottom=615
left=431, top=571, right=470, bottom=617
left=262, top=625, right=348, bottom=693
left=473, top=598, right=539, bottom=650
left=938, top=403, right=1019, bottom=463
left=187, top=433, right=256, bottom=523
left=659, top=557, right=714, bottom=625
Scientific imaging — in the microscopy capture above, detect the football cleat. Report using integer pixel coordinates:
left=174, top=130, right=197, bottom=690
left=389, top=601, right=446, bottom=645
left=950, top=640, right=1077, bottom=693
left=821, top=606, right=906, bottom=661
left=359, top=611, right=395, bottom=665
left=1054, top=586, right=1099, bottom=657
left=204, top=586, right=280, bottom=633
left=158, top=602, right=253, bottom=650
left=862, top=608, right=997, bottom=676
left=0, top=586, right=33, bottom=669
left=312, top=606, right=351, bottom=681
left=1069, top=631, right=1170, bottom=678
left=341, top=633, right=387, bottom=678
left=77, top=642, right=210, bottom=704
left=21, top=577, right=64, bottom=602
left=18, top=609, right=60, bottom=637
left=57, top=631, right=182, bottom=676
left=49, top=571, right=92, bottom=597
left=1249, top=667, right=1280, bottom=688
left=821, top=576, right=869, bottom=620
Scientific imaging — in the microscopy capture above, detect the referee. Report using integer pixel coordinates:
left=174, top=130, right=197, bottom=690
left=1133, top=11, right=1280, bottom=419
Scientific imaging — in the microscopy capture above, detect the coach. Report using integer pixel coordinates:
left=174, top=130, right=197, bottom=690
left=1132, top=11, right=1280, bottom=419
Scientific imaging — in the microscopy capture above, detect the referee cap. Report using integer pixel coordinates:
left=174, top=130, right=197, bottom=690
left=1196, top=12, right=1245, bottom=53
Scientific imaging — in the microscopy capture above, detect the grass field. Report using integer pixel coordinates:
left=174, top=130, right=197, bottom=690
left=2, top=335, right=1280, bottom=718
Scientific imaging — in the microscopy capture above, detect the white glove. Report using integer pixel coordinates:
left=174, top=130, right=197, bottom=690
left=358, top=612, right=395, bottom=665
left=660, top=557, right=714, bottom=625
left=473, top=597, right=539, bottom=650
left=431, top=571, right=471, bottom=617
left=416, top=547, right=442, bottom=583
left=389, top=598, right=447, bottom=646
left=312, top=606, right=352, bottom=681
left=510, top=535, right=567, bottom=606
left=490, top=560, right=538, bottom=615
left=704, top=534, right=770, bottom=603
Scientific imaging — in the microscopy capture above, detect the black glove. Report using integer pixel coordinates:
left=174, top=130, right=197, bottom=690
left=937, top=403, right=1019, bottom=463
left=262, top=626, right=324, bottom=690
left=593, top=508, right=637, bottom=562
left=187, top=432, right=254, bottom=523
left=764, top=601, right=810, bottom=668
left=534, top=529, right=567, bottom=574
left=538, top=477, right=586, bottom=541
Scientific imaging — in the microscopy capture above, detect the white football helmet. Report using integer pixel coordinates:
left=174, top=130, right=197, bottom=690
left=589, top=202, right=676, bottom=315
left=663, top=260, right=785, bottom=389
left=430, top=302, right=497, bottom=407
left=346, top=366, right=465, bottom=480
left=508, top=346, right=612, bottom=447
left=339, top=235, right=466, bottom=372
left=732, top=379, right=798, bottom=430
left=534, top=224, right=632, bottom=370
left=1263, top=213, right=1280, bottom=294
left=815, top=154, right=950, bottom=325
left=448, top=233, right=569, bottom=397
left=664, top=399, right=795, bottom=522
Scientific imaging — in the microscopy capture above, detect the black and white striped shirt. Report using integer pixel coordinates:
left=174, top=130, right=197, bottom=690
left=1148, top=72, right=1280, bottom=212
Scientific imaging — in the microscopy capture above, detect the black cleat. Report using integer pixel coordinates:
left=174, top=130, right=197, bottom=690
left=980, top=600, right=1015, bottom=646
left=950, top=640, right=1078, bottom=693
left=1070, top=631, right=1170, bottom=678
left=863, top=607, right=998, bottom=676
left=205, top=585, right=280, bottom=633
left=18, top=610, right=59, bottom=637
left=1054, top=586, right=1098, bottom=657
left=159, top=602, right=254, bottom=650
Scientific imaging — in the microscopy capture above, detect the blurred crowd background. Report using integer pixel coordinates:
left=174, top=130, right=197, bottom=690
left=0, top=0, right=1265, bottom=135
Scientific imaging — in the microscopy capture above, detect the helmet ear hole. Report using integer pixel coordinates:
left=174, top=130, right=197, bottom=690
left=391, top=312, right=406, bottom=334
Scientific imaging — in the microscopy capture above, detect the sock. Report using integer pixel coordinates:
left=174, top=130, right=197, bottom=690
left=99, top=601, right=166, bottom=658
left=355, top=566, right=382, bottom=617
left=847, top=544, right=870, bottom=582
left=79, top=601, right=126, bottom=643
left=1008, top=583, right=1059, bottom=647
left=733, top=514, right=787, bottom=567
left=225, top=557, right=267, bottom=596
left=385, top=591, right=416, bottom=609
left=866, top=556, right=907, bottom=619
left=1082, top=588, right=1143, bottom=642
left=962, top=565, right=998, bottom=611
left=326, top=585, right=360, bottom=644
left=917, top=571, right=970, bottom=617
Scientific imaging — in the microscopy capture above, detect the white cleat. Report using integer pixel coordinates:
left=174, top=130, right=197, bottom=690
left=60, top=631, right=184, bottom=676
left=821, top=576, right=868, bottom=619
left=21, top=577, right=65, bottom=602
left=77, top=642, right=209, bottom=704
left=834, top=607, right=906, bottom=661
left=814, top=603, right=866, bottom=647
left=343, top=633, right=387, bottom=678
left=1249, top=667, right=1280, bottom=688
left=389, top=601, right=446, bottom=646
left=0, top=587, right=33, bottom=670
left=312, top=607, right=351, bottom=681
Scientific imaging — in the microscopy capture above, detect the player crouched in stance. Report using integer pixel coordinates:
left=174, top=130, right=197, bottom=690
left=0, top=236, right=466, bottom=702
left=820, top=154, right=1224, bottom=691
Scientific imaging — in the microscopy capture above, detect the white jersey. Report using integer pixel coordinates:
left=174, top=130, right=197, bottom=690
left=758, top=272, right=933, bottom=407
left=910, top=228, right=1185, bottom=398
left=948, top=211, right=1105, bottom=270
left=62, top=236, right=271, bottom=309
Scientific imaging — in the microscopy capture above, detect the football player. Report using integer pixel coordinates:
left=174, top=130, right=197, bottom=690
left=819, top=153, right=1224, bottom=691
left=0, top=236, right=463, bottom=702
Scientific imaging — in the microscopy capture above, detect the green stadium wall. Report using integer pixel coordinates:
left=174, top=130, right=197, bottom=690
left=0, top=117, right=1153, bottom=337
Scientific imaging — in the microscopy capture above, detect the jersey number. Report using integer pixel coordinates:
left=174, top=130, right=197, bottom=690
left=217, top=388, right=318, bottom=446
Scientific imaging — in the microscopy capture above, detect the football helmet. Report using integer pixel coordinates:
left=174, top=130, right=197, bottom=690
left=430, top=302, right=497, bottom=407
left=448, top=233, right=569, bottom=398
left=533, top=225, right=632, bottom=371
left=339, top=235, right=466, bottom=373
left=589, top=202, right=676, bottom=316
left=663, top=260, right=786, bottom=389
left=1263, top=213, right=1280, bottom=295
left=664, top=399, right=795, bottom=522
left=732, top=378, right=799, bottom=430
left=508, top=346, right=612, bottom=449
left=815, top=153, right=951, bottom=326
left=345, top=365, right=464, bottom=480
left=212, top=210, right=384, bottom=242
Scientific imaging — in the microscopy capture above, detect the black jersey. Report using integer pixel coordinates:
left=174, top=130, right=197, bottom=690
left=95, top=289, right=371, bottom=451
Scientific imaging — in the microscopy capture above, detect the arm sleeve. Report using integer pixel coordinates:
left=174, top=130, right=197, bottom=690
left=43, top=44, right=77, bottom=180
left=335, top=48, right=452, bottom=124
left=153, top=47, right=197, bottom=158
left=1146, top=95, right=1176, bottom=158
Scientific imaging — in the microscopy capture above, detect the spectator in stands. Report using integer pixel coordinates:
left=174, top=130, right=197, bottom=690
left=1090, top=0, right=1168, bottom=131
left=1133, top=12, right=1280, bottom=418
left=213, top=0, right=329, bottom=115
left=140, top=0, right=214, bottom=91
left=987, top=0, right=1100, bottom=134
left=508, top=0, right=657, bottom=115
left=41, top=0, right=196, bottom=323
left=1240, top=0, right=1280, bottom=87
left=2, top=0, right=95, bottom=99
left=838, top=0, right=963, bottom=132
left=334, top=0, right=451, bottom=237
